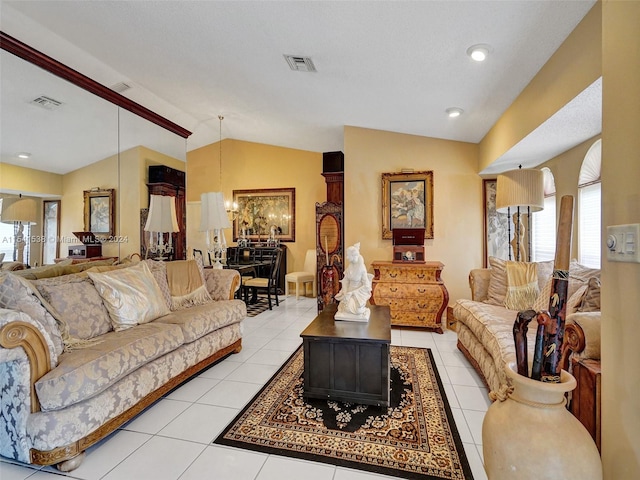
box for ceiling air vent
[284,55,316,72]
[111,82,132,93]
[30,95,63,110]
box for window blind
[532,195,556,262]
[579,182,601,268]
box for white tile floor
[0,297,490,480]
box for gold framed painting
[381,171,434,240]
[84,188,115,238]
[233,188,295,242]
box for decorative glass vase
[482,363,602,480]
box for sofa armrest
[560,311,601,370]
[469,268,491,302]
[203,269,241,300]
[0,309,52,414]
[567,312,601,360]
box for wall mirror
[0,32,189,264]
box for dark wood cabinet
[300,304,391,406]
[145,165,186,260]
[570,358,601,452]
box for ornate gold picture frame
[233,188,295,242]
[381,171,433,240]
[83,188,115,238]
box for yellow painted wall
[601,1,640,477]
[344,126,481,304]
[61,154,120,257]
[186,139,324,272]
[479,3,602,171]
[0,163,63,197]
[60,146,185,259]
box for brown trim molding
[1,31,191,138]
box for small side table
[300,304,391,406]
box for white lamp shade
[1,196,38,225]
[200,192,231,230]
[496,168,544,213]
[144,195,179,232]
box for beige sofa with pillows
[453,257,601,394]
[0,258,246,471]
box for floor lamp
[200,192,231,269]
[1,195,38,265]
[144,195,179,260]
[496,168,544,262]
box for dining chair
[193,248,212,266]
[285,249,317,300]
[243,247,283,309]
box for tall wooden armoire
[143,165,186,260]
[316,151,344,311]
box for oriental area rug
[215,346,474,480]
[245,296,284,317]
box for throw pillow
[88,262,170,331]
[485,257,508,306]
[485,257,552,307]
[567,284,588,315]
[578,276,601,312]
[0,273,64,360]
[166,259,212,310]
[568,260,600,299]
[504,261,539,310]
[35,276,113,340]
[533,277,553,312]
[143,259,172,309]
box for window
[532,168,556,262]
[0,197,34,264]
[0,221,16,261]
[42,200,61,265]
[578,140,601,268]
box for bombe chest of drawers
[370,261,449,333]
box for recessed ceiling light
[446,107,464,118]
[467,44,492,62]
[17,152,32,159]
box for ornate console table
[370,261,449,333]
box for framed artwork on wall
[483,179,510,267]
[381,171,434,240]
[233,188,295,242]
[83,188,115,238]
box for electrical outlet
[606,224,640,263]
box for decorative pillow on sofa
[568,259,600,299]
[34,274,113,340]
[532,275,589,315]
[143,259,172,308]
[578,276,601,312]
[504,261,539,310]
[88,262,170,331]
[485,257,553,308]
[0,273,64,359]
[166,259,212,310]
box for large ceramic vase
[482,363,602,480]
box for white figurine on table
[334,242,374,321]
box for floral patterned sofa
[0,258,245,471]
[452,257,601,394]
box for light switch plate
[606,223,640,263]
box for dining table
[224,259,271,302]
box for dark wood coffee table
[300,303,391,406]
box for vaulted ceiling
[1,1,600,175]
